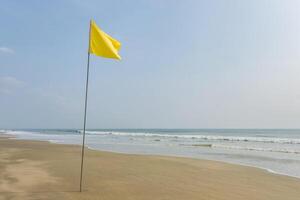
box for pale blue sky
[1,0,300,129]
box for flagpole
[80,20,92,192]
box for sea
[1,129,300,178]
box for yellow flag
[89,20,121,60]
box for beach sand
[0,135,300,200]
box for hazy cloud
[0,76,24,94]
[0,47,14,54]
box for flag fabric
[89,20,121,60]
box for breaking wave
[210,144,300,154]
[77,130,300,144]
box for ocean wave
[210,144,300,154]
[77,130,300,144]
[0,129,13,133]
[3,130,300,145]
[3,130,40,135]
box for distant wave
[210,144,300,154]
[3,130,300,145]
[184,143,300,154]
[77,130,300,144]
[3,130,41,136]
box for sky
[1,0,300,129]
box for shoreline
[85,144,299,180]
[5,133,300,180]
[1,135,300,199]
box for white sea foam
[0,129,11,133]
[3,130,39,136]
[210,144,300,154]
[5,130,300,145]
[77,130,300,144]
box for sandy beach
[0,135,300,200]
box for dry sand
[0,135,300,200]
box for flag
[89,20,121,60]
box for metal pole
[80,20,92,192]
